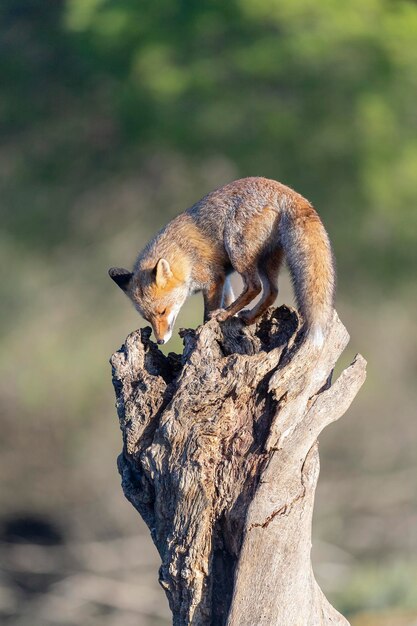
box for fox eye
[158,308,167,316]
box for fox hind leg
[239,249,283,325]
[215,270,262,322]
[219,206,280,322]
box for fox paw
[208,308,229,322]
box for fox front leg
[203,278,225,322]
[221,276,235,308]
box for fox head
[109,259,188,345]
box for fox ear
[108,267,133,291]
[154,258,172,287]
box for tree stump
[110,306,366,626]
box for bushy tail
[280,200,336,347]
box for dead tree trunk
[110,306,366,626]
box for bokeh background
[1,1,416,625]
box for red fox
[109,177,335,347]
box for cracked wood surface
[110,306,366,626]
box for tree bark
[110,306,366,626]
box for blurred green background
[1,1,416,624]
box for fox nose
[157,339,165,345]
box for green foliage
[1,0,417,285]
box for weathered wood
[110,306,366,626]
